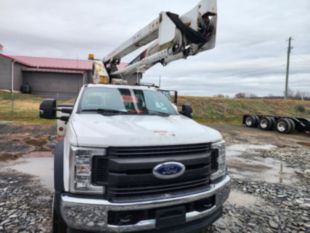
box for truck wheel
[53,210,67,233]
[52,195,67,233]
[254,115,260,125]
[287,118,296,133]
[245,115,258,127]
[276,118,292,134]
[259,117,274,130]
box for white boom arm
[93,0,217,85]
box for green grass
[0,91,73,124]
[0,91,309,124]
[178,96,310,124]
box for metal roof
[10,55,92,71]
[22,67,85,74]
[0,53,127,72]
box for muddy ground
[0,122,309,233]
[209,125,310,233]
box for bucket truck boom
[92,0,217,85]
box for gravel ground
[209,124,310,233]
[0,170,52,233]
[211,178,310,233]
[0,122,309,233]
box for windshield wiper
[81,108,170,116]
[147,110,170,117]
[81,108,128,115]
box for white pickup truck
[40,84,230,233]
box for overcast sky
[1,0,309,96]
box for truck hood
[70,114,222,147]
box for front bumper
[61,175,230,232]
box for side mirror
[58,105,73,122]
[180,104,193,118]
[173,91,178,104]
[59,105,73,114]
[40,99,56,119]
[61,108,73,114]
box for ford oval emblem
[153,162,186,179]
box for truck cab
[40,84,230,233]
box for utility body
[39,1,230,232]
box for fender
[54,140,64,192]
[53,140,64,216]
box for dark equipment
[243,114,310,134]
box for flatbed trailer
[242,114,310,134]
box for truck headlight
[69,146,106,194]
[210,140,227,181]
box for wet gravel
[208,125,310,233]
[262,147,310,172]
[212,179,310,233]
[0,170,52,233]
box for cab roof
[86,84,158,91]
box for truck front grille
[91,143,213,199]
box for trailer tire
[245,115,258,127]
[259,117,274,130]
[270,117,276,129]
[276,118,292,134]
[287,118,296,133]
[254,115,260,125]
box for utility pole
[285,37,292,99]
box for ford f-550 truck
[40,84,230,233]
[39,1,230,232]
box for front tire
[52,194,67,233]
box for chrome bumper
[61,175,230,232]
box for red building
[0,54,93,99]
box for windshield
[78,87,177,116]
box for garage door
[23,71,84,99]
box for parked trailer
[243,114,310,134]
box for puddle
[227,144,277,157]
[228,190,263,207]
[226,144,299,185]
[9,157,53,190]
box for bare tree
[235,92,246,98]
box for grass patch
[1,91,309,124]
[25,138,48,147]
[297,142,310,147]
[178,97,310,124]
[0,153,21,161]
[0,91,73,124]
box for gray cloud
[0,0,309,96]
